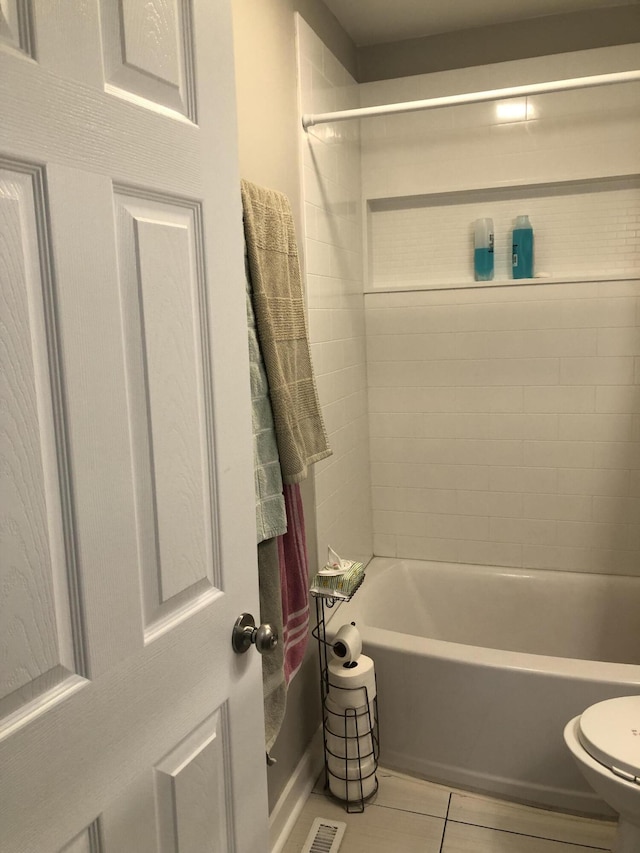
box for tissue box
[310,562,365,600]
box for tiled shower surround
[296,17,373,566]
[367,280,640,573]
[297,26,640,577]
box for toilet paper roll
[327,753,376,781]
[325,697,376,739]
[325,725,375,761]
[329,773,377,803]
[331,622,362,664]
[325,696,376,760]
[328,755,376,802]
[327,654,376,710]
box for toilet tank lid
[578,696,640,780]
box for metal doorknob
[232,613,278,655]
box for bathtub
[329,557,640,815]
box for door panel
[0,2,268,850]
[100,0,196,118]
[60,826,100,853]
[0,0,32,55]
[113,190,219,630]
[155,706,231,853]
[0,164,83,717]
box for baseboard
[382,748,615,818]
[270,725,324,853]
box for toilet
[564,696,640,853]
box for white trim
[270,725,325,853]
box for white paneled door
[0,2,269,851]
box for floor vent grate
[299,817,346,853]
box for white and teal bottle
[474,218,494,281]
[512,215,534,279]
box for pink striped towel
[277,483,310,684]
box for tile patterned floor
[281,767,617,853]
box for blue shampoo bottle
[512,215,534,279]
[474,218,494,281]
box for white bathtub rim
[329,557,640,686]
[364,555,640,584]
[364,624,640,684]
[366,555,640,584]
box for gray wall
[233,0,355,226]
[358,5,640,82]
[231,0,356,814]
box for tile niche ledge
[365,175,640,295]
[365,271,640,294]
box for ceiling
[322,0,638,46]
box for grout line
[445,818,613,851]
[369,801,450,821]
[438,793,453,853]
[444,793,453,822]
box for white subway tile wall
[360,46,640,201]
[297,30,640,577]
[366,281,640,574]
[369,182,640,288]
[296,17,373,567]
[361,46,640,575]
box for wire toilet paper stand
[311,580,380,813]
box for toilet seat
[578,697,640,784]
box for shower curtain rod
[301,69,640,130]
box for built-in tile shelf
[366,271,640,294]
[366,175,640,293]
